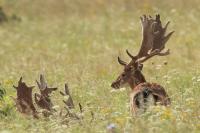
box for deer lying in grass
[13,75,82,119]
[111,14,174,115]
[13,75,58,118]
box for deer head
[13,77,38,118]
[111,14,174,90]
[34,74,57,111]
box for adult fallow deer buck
[111,14,174,115]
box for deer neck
[129,71,146,89]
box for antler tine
[126,49,137,60]
[79,103,83,113]
[60,83,75,109]
[64,83,74,109]
[137,49,170,63]
[36,74,47,90]
[117,57,127,66]
[40,74,47,89]
[163,21,170,35]
[19,77,23,84]
[64,83,70,95]
[60,91,65,96]
[152,15,174,50]
[162,31,174,45]
[36,74,57,94]
[156,14,160,22]
[13,85,17,89]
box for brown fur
[130,83,171,115]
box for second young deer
[111,14,174,115]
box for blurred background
[2,0,200,18]
[0,0,199,79]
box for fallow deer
[111,14,174,115]
[13,75,80,119]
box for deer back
[130,82,171,115]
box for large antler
[34,74,57,111]
[13,77,38,118]
[125,14,174,64]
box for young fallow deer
[111,14,174,115]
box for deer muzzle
[111,81,120,89]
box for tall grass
[0,0,200,132]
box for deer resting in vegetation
[13,75,82,119]
[111,14,174,115]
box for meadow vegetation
[0,0,200,132]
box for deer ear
[138,64,143,71]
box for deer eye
[122,73,126,77]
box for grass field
[0,0,200,132]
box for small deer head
[111,14,174,90]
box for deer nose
[111,83,115,88]
[111,82,119,89]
